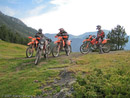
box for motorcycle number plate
[40,45,44,49]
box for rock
[34,80,39,83]
[68,80,76,86]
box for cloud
[28,5,46,16]
[22,0,130,35]
[0,6,16,16]
[50,0,70,6]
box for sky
[0,0,130,36]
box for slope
[0,40,130,97]
[0,11,36,37]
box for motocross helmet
[96,25,101,30]
[38,28,42,34]
[59,28,64,32]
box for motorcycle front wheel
[26,46,33,58]
[80,42,90,54]
[52,45,59,57]
[35,49,41,65]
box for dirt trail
[32,53,84,98]
[23,51,123,97]
[38,51,125,97]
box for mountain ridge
[0,11,37,37]
[0,11,129,51]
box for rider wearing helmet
[96,25,105,54]
[35,28,51,49]
[57,28,69,48]
[96,25,105,41]
[35,28,44,38]
[35,28,52,42]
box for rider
[35,28,49,49]
[56,28,69,48]
[96,25,105,54]
[35,28,44,38]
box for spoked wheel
[65,45,71,56]
[47,45,51,55]
[80,43,90,54]
[26,46,33,58]
[35,49,41,65]
[102,43,110,53]
[52,46,59,57]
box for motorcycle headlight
[40,41,44,45]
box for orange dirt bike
[35,37,49,65]
[26,36,39,58]
[52,36,72,57]
[80,35,110,54]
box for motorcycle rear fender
[27,42,33,45]
[67,40,71,45]
[102,39,110,44]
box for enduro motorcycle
[80,35,110,54]
[35,37,48,65]
[26,36,39,58]
[52,36,72,57]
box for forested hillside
[0,11,36,37]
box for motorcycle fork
[58,43,61,51]
[63,40,65,47]
[86,43,89,48]
[31,44,34,53]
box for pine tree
[0,25,29,45]
[107,25,129,50]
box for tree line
[0,25,29,45]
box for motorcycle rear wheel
[47,45,51,55]
[65,45,71,56]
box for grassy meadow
[0,40,130,97]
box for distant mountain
[45,30,130,52]
[0,11,129,51]
[0,11,37,37]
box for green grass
[0,40,63,97]
[70,51,130,98]
[0,40,130,97]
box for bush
[73,68,130,98]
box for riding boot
[99,45,103,54]
[65,43,68,50]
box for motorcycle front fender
[54,40,60,44]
